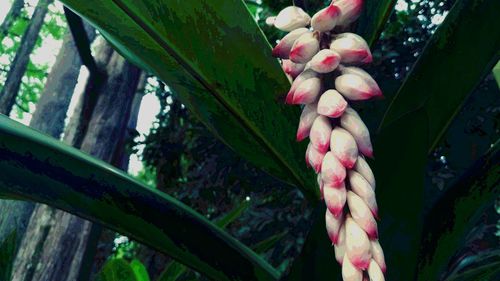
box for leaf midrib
[110,0,311,197]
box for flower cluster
[267,1,386,280]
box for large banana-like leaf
[57,0,318,201]
[379,0,500,152]
[417,140,499,281]
[356,0,396,46]
[374,0,499,279]
[0,116,279,281]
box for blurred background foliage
[0,0,498,280]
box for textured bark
[30,23,96,138]
[11,42,142,281]
[0,0,25,37]
[0,17,95,271]
[0,0,53,115]
[86,72,147,281]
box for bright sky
[0,0,161,175]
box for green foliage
[0,1,66,118]
[97,258,150,281]
[59,0,319,202]
[0,115,279,281]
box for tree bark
[0,18,95,274]
[0,0,25,38]
[0,0,53,115]
[11,41,143,281]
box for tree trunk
[0,0,53,115]
[0,19,95,276]
[0,0,25,37]
[11,42,142,281]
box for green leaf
[493,60,500,87]
[379,0,500,153]
[417,141,500,281]
[58,0,318,201]
[251,232,287,254]
[158,200,251,281]
[0,115,278,281]
[130,259,151,281]
[97,258,137,281]
[356,0,396,46]
[215,200,250,229]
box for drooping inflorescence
[267,1,386,280]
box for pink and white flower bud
[297,103,318,141]
[311,4,341,32]
[324,182,347,218]
[342,254,363,281]
[274,6,311,32]
[330,127,358,168]
[282,59,306,78]
[368,259,385,281]
[272,28,309,58]
[334,224,346,264]
[330,33,372,64]
[286,70,317,104]
[321,151,346,186]
[370,240,386,274]
[306,143,326,173]
[290,32,320,63]
[310,115,332,153]
[317,89,347,118]
[349,170,378,216]
[340,107,373,158]
[354,156,376,188]
[347,191,378,239]
[292,77,321,104]
[326,208,344,244]
[345,216,371,270]
[335,0,364,26]
[308,49,341,73]
[338,66,383,98]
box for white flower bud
[317,89,347,118]
[265,16,276,26]
[274,6,311,32]
[282,59,306,78]
[290,32,320,63]
[297,103,318,141]
[326,208,344,244]
[336,66,382,99]
[330,33,372,64]
[292,77,321,104]
[335,0,364,26]
[309,49,341,73]
[368,259,385,281]
[306,142,325,173]
[286,69,317,104]
[335,224,346,264]
[321,151,346,187]
[353,156,376,188]
[348,170,378,217]
[347,191,378,239]
[330,127,358,168]
[310,115,332,153]
[340,107,373,158]
[342,254,363,281]
[311,4,341,32]
[324,182,347,218]
[345,216,371,270]
[272,28,309,58]
[370,240,386,274]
